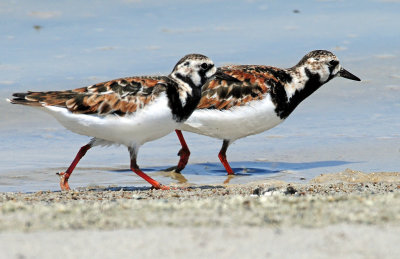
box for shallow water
[0,0,399,192]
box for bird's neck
[166,76,202,123]
[270,66,324,119]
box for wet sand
[1,169,400,258]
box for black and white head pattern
[295,50,360,84]
[170,54,217,89]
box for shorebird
[9,54,217,190]
[172,50,361,175]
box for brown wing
[11,76,169,116]
[197,65,282,110]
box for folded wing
[197,65,281,110]
[10,76,169,116]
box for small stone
[285,186,297,195]
[252,187,262,196]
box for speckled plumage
[12,76,166,116]
[9,53,217,190]
[174,50,361,175]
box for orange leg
[218,140,234,175]
[175,130,191,172]
[58,143,92,191]
[129,147,170,190]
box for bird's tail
[7,90,77,107]
[7,92,43,107]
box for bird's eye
[201,63,208,69]
[184,62,189,66]
[329,60,339,67]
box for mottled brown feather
[13,76,168,116]
[197,65,280,110]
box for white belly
[43,94,178,147]
[180,95,283,141]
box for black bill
[339,68,361,81]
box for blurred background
[0,0,399,192]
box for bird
[8,54,218,190]
[172,50,361,175]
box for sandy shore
[1,169,400,258]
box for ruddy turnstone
[8,54,217,190]
[173,50,361,174]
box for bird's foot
[56,172,71,191]
[151,184,186,191]
[162,166,181,173]
[223,174,236,184]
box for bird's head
[170,54,217,88]
[296,50,360,83]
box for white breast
[43,93,178,147]
[180,94,283,141]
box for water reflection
[107,160,355,185]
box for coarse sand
[1,169,399,258]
